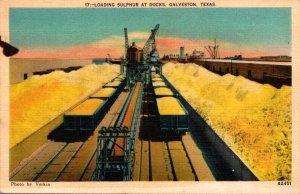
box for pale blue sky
[9,8,291,58]
[10,8,290,48]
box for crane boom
[142,24,159,61]
[124,28,129,58]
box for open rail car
[63,74,126,131]
[151,72,189,134]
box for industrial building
[195,59,291,87]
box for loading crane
[142,24,160,62]
[124,24,161,89]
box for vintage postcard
[0,0,300,193]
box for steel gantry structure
[123,24,161,89]
[95,24,161,181]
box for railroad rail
[132,82,206,181]
[133,138,201,181]
[10,76,128,181]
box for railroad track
[10,91,128,181]
[166,140,198,181]
[133,138,199,181]
[132,83,201,181]
[10,76,220,182]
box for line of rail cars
[64,74,126,131]
[151,72,189,134]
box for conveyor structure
[94,83,143,181]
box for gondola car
[156,96,189,134]
[64,98,108,130]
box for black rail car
[156,96,189,134]
[63,75,126,131]
[151,73,189,134]
[64,98,109,131]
